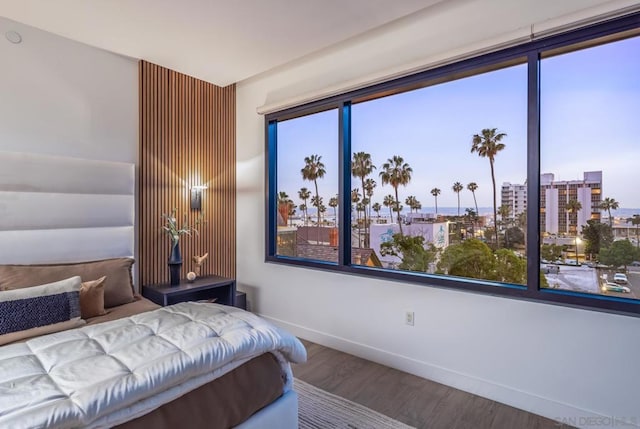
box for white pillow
[0,276,82,336]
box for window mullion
[266,120,278,257]
[339,102,352,266]
[526,51,541,295]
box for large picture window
[275,109,339,263]
[351,62,528,285]
[540,33,640,300]
[266,14,640,316]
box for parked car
[601,282,631,293]
[613,273,629,284]
[630,261,640,267]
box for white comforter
[0,302,306,429]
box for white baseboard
[262,314,639,429]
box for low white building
[369,221,449,268]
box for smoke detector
[5,31,22,44]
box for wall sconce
[190,185,207,211]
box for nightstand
[142,275,237,307]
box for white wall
[237,1,640,427]
[0,16,137,162]
[0,17,138,273]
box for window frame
[265,12,640,317]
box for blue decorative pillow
[0,276,82,335]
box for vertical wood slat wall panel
[139,61,236,286]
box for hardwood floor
[293,339,571,429]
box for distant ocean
[611,208,640,218]
[302,207,640,219]
[303,207,495,218]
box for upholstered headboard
[0,151,134,265]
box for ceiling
[0,0,444,86]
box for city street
[544,265,640,300]
[544,264,599,294]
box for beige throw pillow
[0,258,135,308]
[80,276,107,319]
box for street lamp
[575,236,582,265]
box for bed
[0,153,306,428]
[0,260,306,428]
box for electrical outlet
[405,311,414,326]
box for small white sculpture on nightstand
[186,271,197,282]
[192,252,209,277]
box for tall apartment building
[501,182,527,219]
[540,171,602,236]
[501,172,603,236]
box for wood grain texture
[139,61,236,285]
[294,340,573,429]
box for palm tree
[498,204,511,224]
[393,203,404,220]
[452,182,463,216]
[310,195,324,216]
[628,214,640,249]
[299,203,307,223]
[430,188,441,217]
[405,196,418,213]
[600,197,619,227]
[328,196,339,225]
[301,155,326,242]
[372,202,382,218]
[353,152,376,247]
[278,191,290,205]
[566,199,582,235]
[356,202,365,231]
[498,204,511,247]
[298,187,311,226]
[471,128,507,247]
[352,188,362,246]
[287,202,297,227]
[351,189,361,202]
[277,191,291,225]
[467,182,479,215]
[318,204,327,225]
[379,156,413,235]
[566,199,583,263]
[383,194,395,221]
[363,177,377,247]
[517,211,527,245]
[464,207,478,238]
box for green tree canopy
[581,220,613,259]
[380,233,438,272]
[599,240,635,268]
[494,248,526,284]
[540,243,563,262]
[437,239,496,280]
[504,226,525,248]
[627,214,640,249]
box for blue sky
[277,35,640,211]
